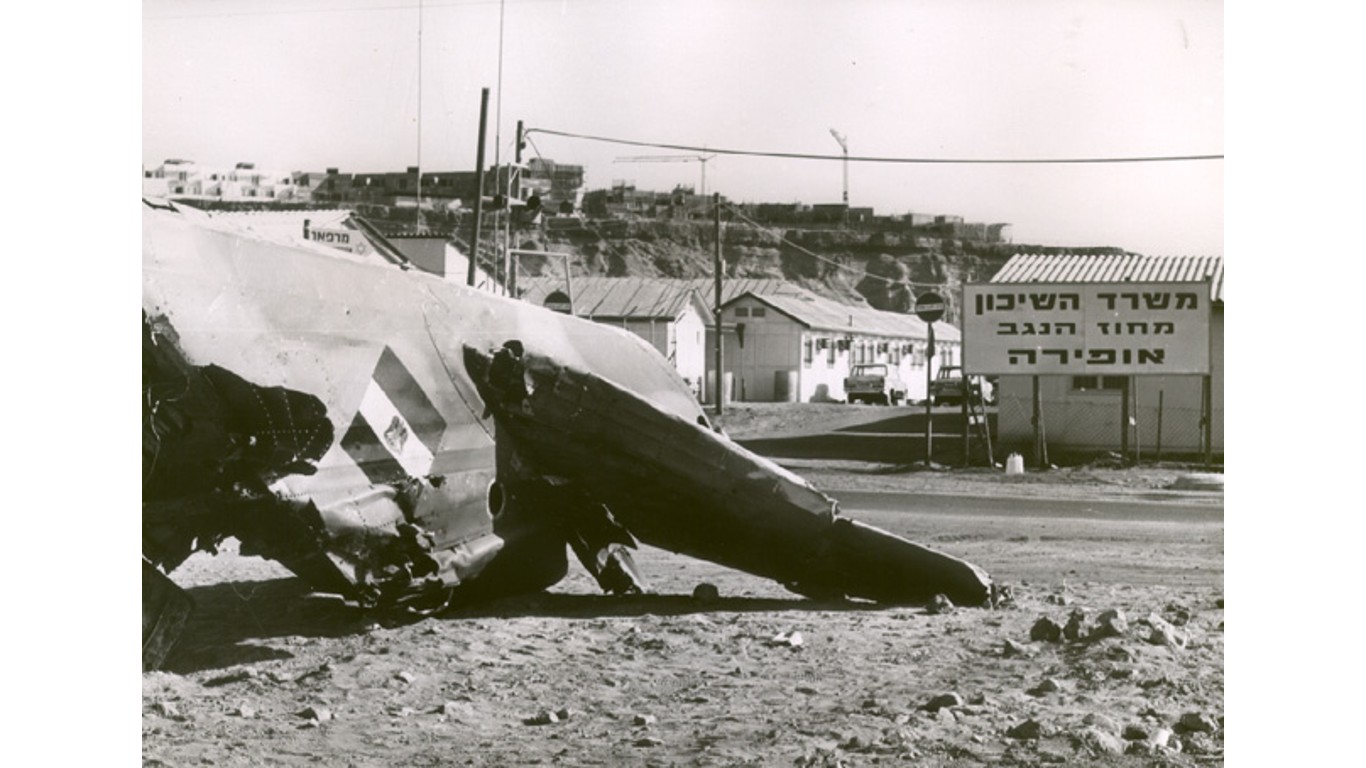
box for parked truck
[844,364,907,405]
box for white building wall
[671,308,708,399]
[721,296,802,402]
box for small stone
[1149,625,1186,648]
[1007,719,1045,740]
[555,708,573,721]
[1090,609,1128,640]
[395,671,417,684]
[1148,728,1175,749]
[296,706,331,723]
[1082,713,1119,733]
[692,583,720,603]
[523,711,559,726]
[1045,593,1072,606]
[1073,727,1124,756]
[1027,678,1063,696]
[204,669,257,688]
[1063,610,1088,641]
[1030,617,1064,643]
[233,704,256,719]
[633,714,657,727]
[1177,712,1218,733]
[634,737,664,748]
[154,701,181,720]
[1002,639,1030,658]
[923,692,964,712]
[1122,723,1148,741]
[927,594,955,615]
[1182,731,1217,754]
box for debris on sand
[923,692,964,712]
[768,631,805,649]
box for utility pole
[713,192,724,417]
[468,87,489,288]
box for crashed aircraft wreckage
[142,197,993,670]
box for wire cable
[526,127,1222,165]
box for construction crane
[829,128,849,205]
[613,154,718,198]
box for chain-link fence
[996,388,1220,465]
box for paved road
[832,489,1222,524]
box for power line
[525,127,1223,165]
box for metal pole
[961,382,970,468]
[467,87,490,287]
[1132,378,1141,463]
[1156,389,1165,463]
[1202,375,1213,467]
[1032,375,1044,468]
[561,254,575,313]
[713,192,724,416]
[1120,376,1131,462]
[924,323,934,464]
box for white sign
[963,282,1211,375]
[306,227,369,254]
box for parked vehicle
[929,366,994,407]
[844,363,907,405]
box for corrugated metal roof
[991,254,1224,302]
[736,291,960,341]
[518,277,703,320]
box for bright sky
[143,0,1223,255]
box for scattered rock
[204,669,257,688]
[923,692,964,712]
[523,710,559,726]
[232,704,256,719]
[1002,639,1030,658]
[1177,712,1219,733]
[1028,678,1063,697]
[1030,617,1064,643]
[555,708,574,721]
[296,706,332,723]
[395,671,417,685]
[1182,731,1219,755]
[1073,727,1125,756]
[633,714,657,727]
[1045,593,1072,606]
[1082,713,1119,733]
[1063,609,1089,641]
[1090,609,1128,640]
[153,701,182,720]
[1007,719,1046,740]
[692,583,720,603]
[768,631,804,649]
[927,594,955,615]
[634,737,664,748]
[1122,723,1149,741]
[1149,624,1187,648]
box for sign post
[915,292,946,465]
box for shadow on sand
[162,577,914,674]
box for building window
[734,307,749,317]
[1072,376,1127,391]
[803,338,813,367]
[827,339,836,365]
[751,307,766,318]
